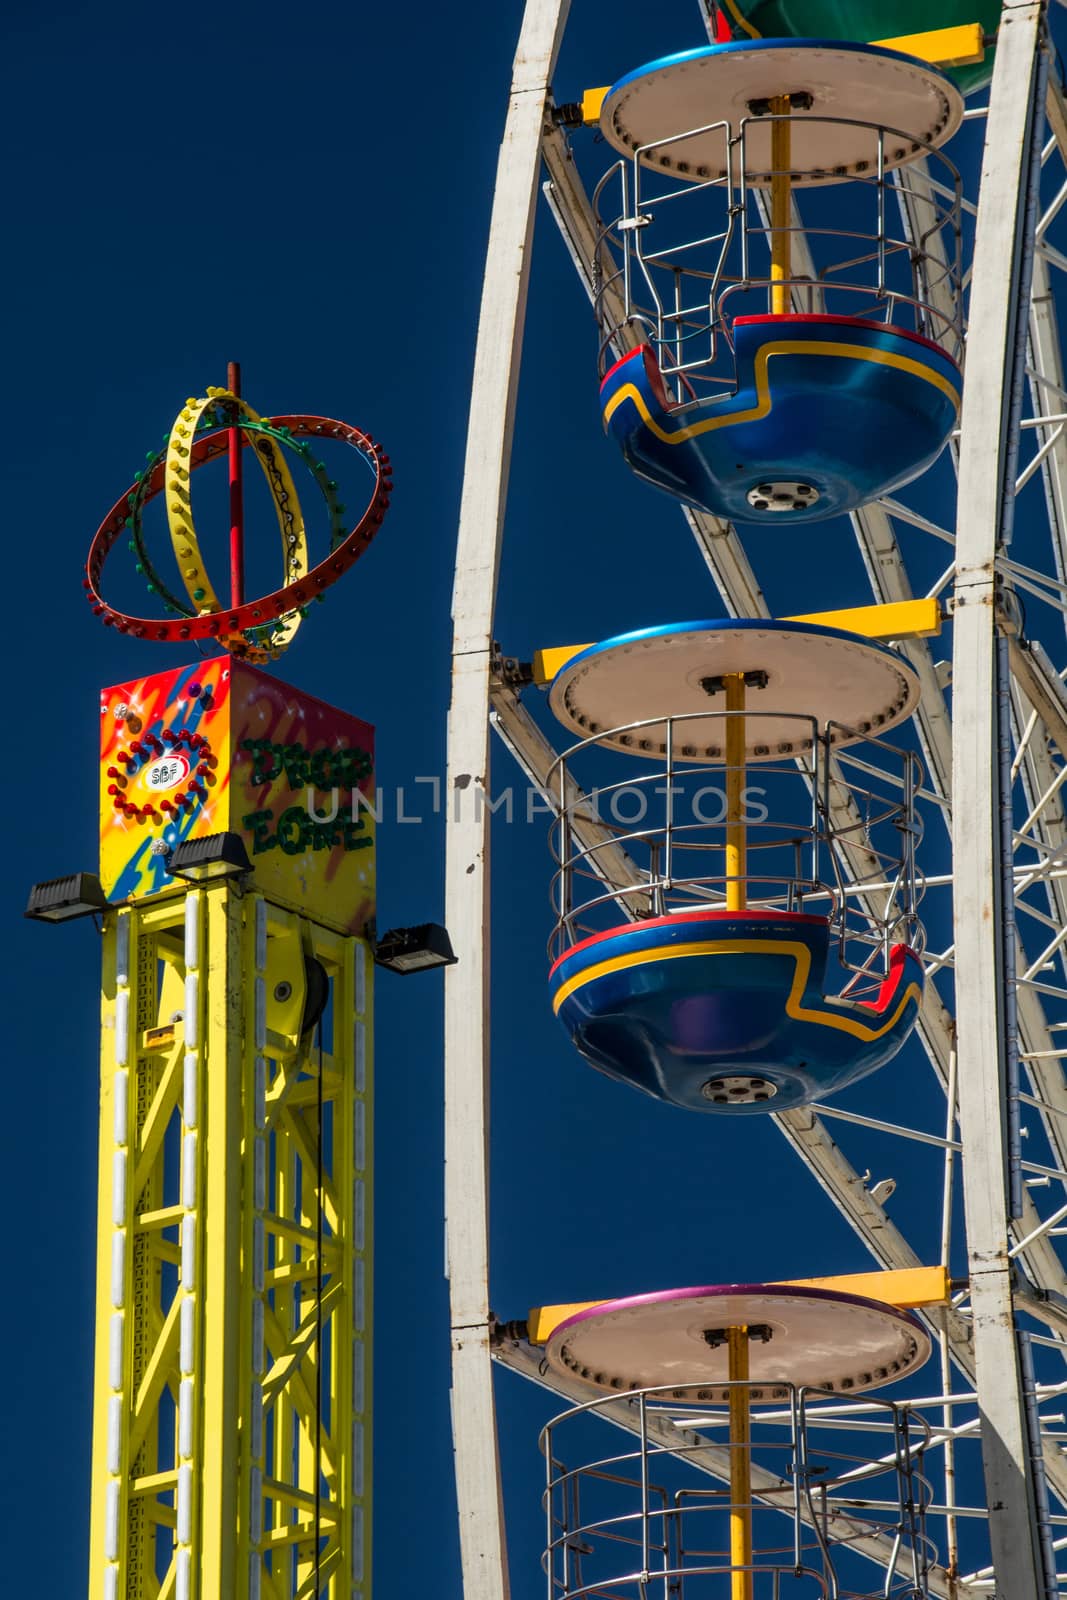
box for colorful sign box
[100,657,375,935]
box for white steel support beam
[1027,252,1067,623]
[443,4,570,1598]
[1038,75,1067,621]
[951,6,1055,1594]
[853,503,955,813]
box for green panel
[725,0,1000,94]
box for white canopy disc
[545,1283,931,1401]
[599,41,963,186]
[548,619,920,762]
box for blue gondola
[550,907,923,1112]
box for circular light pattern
[86,399,391,661]
[106,722,218,827]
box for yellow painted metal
[199,888,242,1596]
[769,100,792,317]
[532,643,594,686]
[527,1302,599,1344]
[774,1264,951,1309]
[527,1266,949,1345]
[785,597,942,641]
[532,601,940,687]
[165,389,309,653]
[99,659,376,936]
[872,23,986,69]
[721,0,761,38]
[88,888,373,1599]
[582,86,609,125]
[728,1328,754,1600]
[724,673,747,911]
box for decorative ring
[86,416,391,660]
[165,389,309,653]
[125,414,349,630]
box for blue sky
[5,3,1066,1595]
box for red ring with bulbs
[85,416,392,656]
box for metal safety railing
[548,711,925,985]
[592,111,963,399]
[542,1382,935,1600]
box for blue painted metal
[603,36,951,102]
[600,316,961,525]
[556,614,914,681]
[549,909,924,1112]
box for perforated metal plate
[546,1283,932,1399]
[600,40,963,185]
[548,619,920,761]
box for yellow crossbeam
[532,643,594,685]
[873,23,986,70]
[527,1265,950,1345]
[578,23,983,130]
[787,597,942,641]
[580,23,984,122]
[531,599,941,686]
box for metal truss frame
[88,886,371,1600]
[443,3,1067,1598]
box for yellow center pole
[728,1327,754,1600]
[770,97,792,316]
[724,673,747,911]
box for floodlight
[169,832,253,883]
[25,872,109,924]
[374,923,457,974]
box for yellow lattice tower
[27,382,398,1600]
[85,656,376,1600]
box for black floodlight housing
[170,831,253,884]
[25,872,109,924]
[374,922,457,975]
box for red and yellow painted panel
[100,655,375,933]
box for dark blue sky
[5,3,1064,1596]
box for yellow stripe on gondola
[602,339,961,446]
[720,0,762,39]
[551,936,922,1043]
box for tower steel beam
[443,4,570,1599]
[951,5,1057,1594]
[88,889,371,1600]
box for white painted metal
[443,4,570,1598]
[449,3,1067,1596]
[951,5,1055,1594]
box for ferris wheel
[444,2,1067,1598]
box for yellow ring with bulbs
[165,387,310,651]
